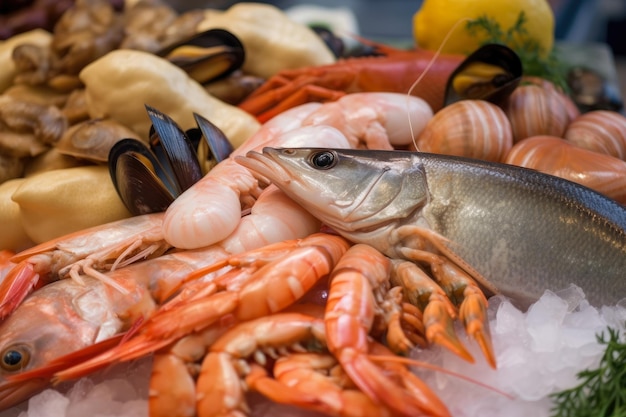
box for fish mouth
[235,148,293,187]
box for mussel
[443,43,523,107]
[567,66,624,113]
[156,29,245,84]
[108,105,234,215]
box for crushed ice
[1,284,624,417]
[413,285,626,417]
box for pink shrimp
[0,213,169,318]
[162,92,433,249]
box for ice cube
[526,291,568,327]
[28,390,69,417]
[494,300,525,337]
[553,285,586,311]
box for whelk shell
[503,83,576,143]
[56,118,142,163]
[416,100,513,162]
[504,135,626,204]
[564,110,626,160]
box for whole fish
[237,145,626,308]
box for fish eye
[309,151,336,169]
[1,345,31,372]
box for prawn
[238,46,463,123]
[324,244,451,417]
[0,212,169,318]
[162,92,433,249]
[0,186,323,410]
[49,233,351,382]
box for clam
[564,110,626,160]
[156,29,245,85]
[415,99,513,162]
[108,105,234,215]
[55,118,142,163]
[444,44,522,107]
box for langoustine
[238,46,463,123]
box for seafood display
[237,145,626,307]
[0,0,625,416]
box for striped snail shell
[504,135,626,204]
[415,99,513,162]
[503,83,577,143]
[564,110,626,160]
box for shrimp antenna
[367,353,514,399]
[406,17,472,151]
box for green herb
[549,326,626,417]
[466,11,569,91]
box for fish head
[237,147,430,234]
[0,277,133,409]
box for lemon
[413,0,555,57]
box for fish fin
[0,261,41,319]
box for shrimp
[0,186,322,411]
[0,251,15,283]
[162,92,434,249]
[0,212,169,318]
[325,244,451,417]
[49,233,350,378]
[258,351,393,417]
[197,313,328,417]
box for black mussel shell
[109,138,178,215]
[146,105,203,192]
[157,29,245,84]
[109,106,236,216]
[567,66,624,113]
[444,44,523,107]
[310,25,345,58]
[193,113,233,173]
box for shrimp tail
[339,350,450,417]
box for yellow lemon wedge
[413,0,555,57]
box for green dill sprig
[549,326,626,417]
[465,11,569,91]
